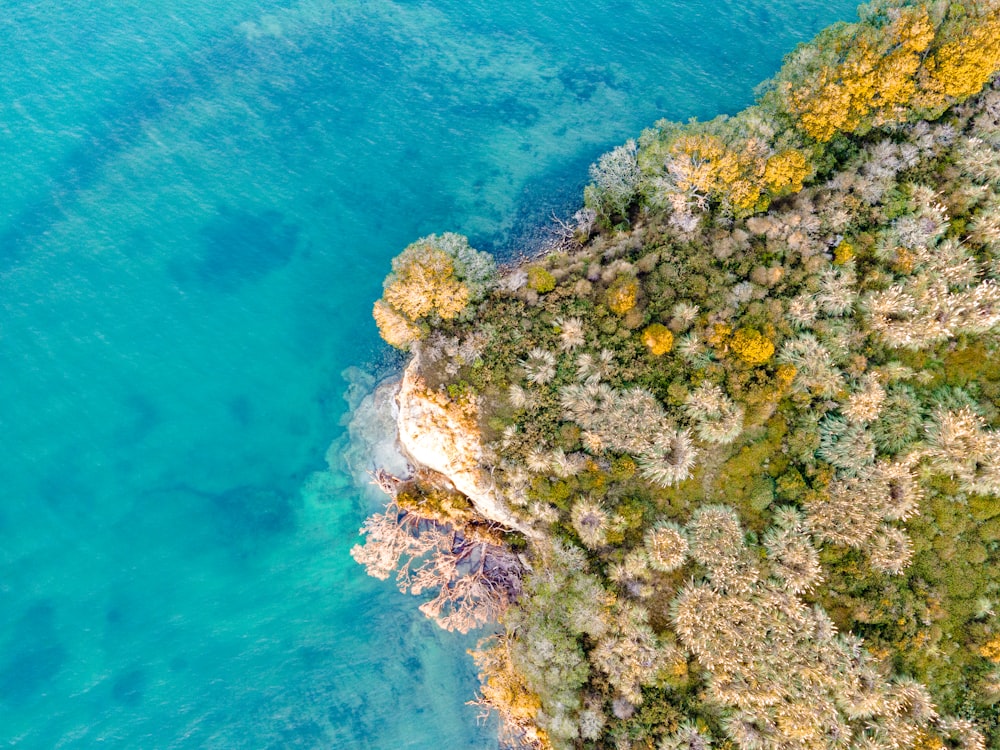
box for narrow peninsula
[350,1,1000,747]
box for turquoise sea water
[0,1,860,746]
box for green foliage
[528,477,572,510]
[526,265,556,293]
[611,455,638,482]
[970,495,1000,522]
[584,139,641,224]
[869,383,923,454]
[357,11,1000,748]
[712,431,784,529]
[395,479,475,524]
[505,542,610,747]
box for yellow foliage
[775,363,798,390]
[471,640,547,745]
[870,8,935,125]
[833,240,855,265]
[708,323,733,348]
[979,635,1000,662]
[483,672,542,722]
[668,656,688,679]
[373,299,423,349]
[780,2,1000,140]
[783,5,935,141]
[893,247,915,274]
[787,65,855,142]
[669,135,730,195]
[912,730,947,750]
[668,134,772,213]
[730,327,775,365]
[607,276,639,315]
[641,323,674,355]
[728,178,765,214]
[919,15,1000,106]
[383,244,470,321]
[763,149,809,195]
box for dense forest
[353,1,1000,747]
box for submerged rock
[333,373,411,502]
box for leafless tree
[351,504,522,633]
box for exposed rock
[395,355,537,537]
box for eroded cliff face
[395,355,536,537]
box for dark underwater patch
[115,392,161,446]
[35,455,93,515]
[111,668,146,706]
[496,95,540,126]
[327,696,374,744]
[228,395,253,429]
[557,64,617,102]
[169,656,189,673]
[0,33,259,269]
[296,646,332,672]
[153,482,297,554]
[403,655,423,676]
[175,206,299,291]
[0,601,67,706]
[208,484,296,543]
[476,149,594,260]
[0,646,69,706]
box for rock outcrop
[395,355,536,537]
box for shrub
[867,524,914,575]
[729,327,775,365]
[527,266,556,293]
[637,428,698,488]
[644,522,689,573]
[384,244,468,320]
[585,139,641,222]
[869,384,923,454]
[607,276,639,315]
[684,383,745,445]
[764,509,823,594]
[571,499,609,549]
[770,2,936,141]
[817,414,876,475]
[833,239,855,265]
[763,149,810,195]
[641,323,674,356]
[979,636,1000,663]
[373,299,424,350]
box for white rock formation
[395,356,536,536]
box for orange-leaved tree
[373,232,495,350]
[636,115,812,218]
[771,0,1000,141]
[915,0,1000,113]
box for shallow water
[0,0,858,746]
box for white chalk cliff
[394,354,536,537]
